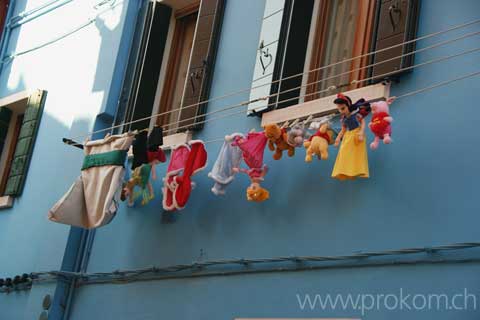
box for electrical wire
[18,241,480,288]
[66,29,480,142]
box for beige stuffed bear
[303,122,335,162]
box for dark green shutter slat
[4,90,46,196]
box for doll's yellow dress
[332,113,369,180]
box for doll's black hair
[334,93,371,115]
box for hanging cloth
[131,131,148,170]
[232,131,268,179]
[48,132,134,228]
[162,140,207,211]
[208,133,244,195]
[232,132,270,202]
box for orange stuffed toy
[263,124,295,160]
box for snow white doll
[331,93,370,180]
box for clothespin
[280,121,289,129]
[289,118,300,128]
[302,115,313,125]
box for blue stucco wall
[1,0,480,319]
[0,0,132,319]
[66,0,480,319]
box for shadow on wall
[91,1,128,133]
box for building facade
[0,0,479,319]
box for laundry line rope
[160,42,480,136]
[161,45,480,136]
[66,30,480,143]
[200,69,480,145]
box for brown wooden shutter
[371,0,420,80]
[0,0,9,35]
[5,90,46,196]
[177,0,226,131]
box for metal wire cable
[200,68,480,144]
[1,0,124,63]
[64,20,480,142]
[161,45,480,135]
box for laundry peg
[302,115,314,125]
[280,121,290,129]
[289,118,300,128]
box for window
[0,90,46,208]
[116,0,225,138]
[248,0,420,113]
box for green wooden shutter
[4,90,47,196]
[0,107,12,157]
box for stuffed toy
[263,123,295,160]
[286,123,306,148]
[303,122,335,162]
[368,97,394,150]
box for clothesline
[50,69,480,228]
[200,69,480,144]
[160,44,480,136]
[63,19,480,142]
[65,36,480,144]
[159,45,480,137]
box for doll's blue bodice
[342,112,361,131]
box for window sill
[261,83,390,126]
[0,196,14,209]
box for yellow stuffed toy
[263,124,295,160]
[303,122,335,162]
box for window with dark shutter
[117,1,172,132]
[248,0,419,114]
[176,0,226,131]
[117,0,225,137]
[370,0,421,80]
[4,90,46,196]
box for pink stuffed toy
[368,97,395,150]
